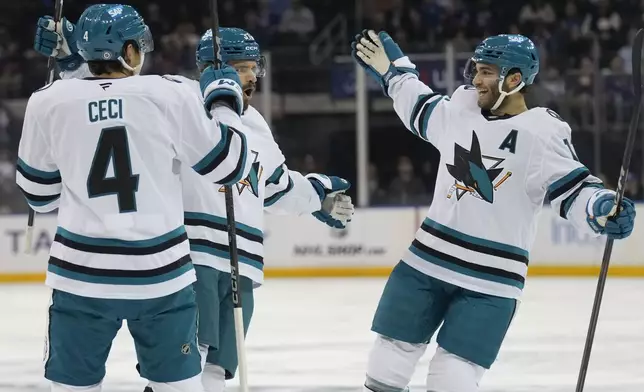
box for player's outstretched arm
[264,163,320,214]
[538,121,635,239]
[265,166,355,229]
[34,16,91,79]
[263,165,355,229]
[263,163,354,229]
[15,95,61,213]
[351,29,452,146]
[175,65,252,185]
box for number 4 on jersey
[87,126,139,213]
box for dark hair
[506,67,528,94]
[87,40,139,76]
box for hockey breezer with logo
[352,30,636,392]
[23,4,253,392]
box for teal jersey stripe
[547,167,590,201]
[191,123,229,173]
[266,164,285,185]
[408,245,524,289]
[47,261,193,286]
[422,218,529,259]
[190,244,264,271]
[25,194,60,207]
[264,177,294,207]
[560,182,604,219]
[224,128,249,185]
[409,93,436,137]
[418,96,446,140]
[56,226,186,248]
[184,212,263,238]
[17,158,61,179]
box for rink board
[0,205,643,282]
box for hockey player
[34,19,354,391]
[21,5,252,392]
[173,28,355,391]
[351,30,636,391]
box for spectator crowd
[0,0,643,212]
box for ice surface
[1,278,643,391]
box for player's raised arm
[15,93,61,213]
[175,64,252,186]
[536,118,635,239]
[351,30,452,146]
[34,16,92,79]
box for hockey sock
[202,364,225,392]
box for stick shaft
[574,27,644,392]
[25,0,64,255]
[209,1,248,390]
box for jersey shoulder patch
[531,107,569,127]
[161,74,183,83]
[453,84,477,96]
[449,84,478,109]
[528,107,573,142]
[33,80,58,94]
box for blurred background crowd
[1,0,643,213]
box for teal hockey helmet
[464,34,539,110]
[76,4,154,63]
[196,28,266,77]
[464,34,539,86]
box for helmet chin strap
[118,52,146,76]
[490,77,525,111]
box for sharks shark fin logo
[219,150,263,197]
[446,131,512,203]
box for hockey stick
[574,28,644,392]
[209,1,250,390]
[25,0,64,255]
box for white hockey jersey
[388,74,603,299]
[174,76,322,285]
[16,74,251,299]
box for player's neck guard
[491,77,525,112]
[118,53,145,76]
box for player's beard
[242,81,256,111]
[477,82,500,110]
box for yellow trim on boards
[0,273,46,283]
[264,265,644,278]
[1,265,644,283]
